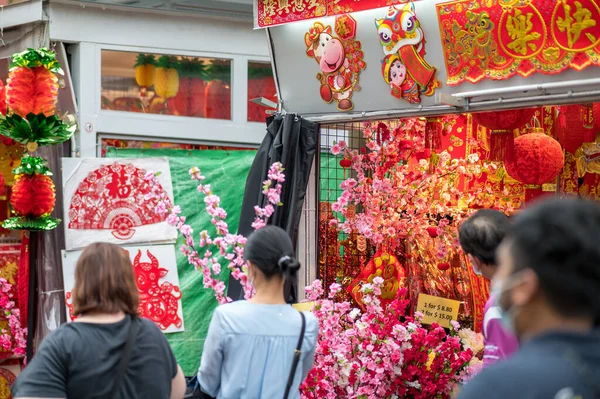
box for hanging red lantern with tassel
[593,102,600,129]
[504,128,564,204]
[473,108,536,162]
[424,117,444,151]
[556,104,596,154]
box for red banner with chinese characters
[256,0,405,28]
[436,0,600,85]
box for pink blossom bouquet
[0,277,27,358]
[301,278,474,399]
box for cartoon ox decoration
[305,14,366,111]
[376,4,439,103]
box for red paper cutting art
[304,14,366,111]
[377,4,439,103]
[436,0,600,85]
[133,250,182,331]
[68,162,168,240]
[63,244,184,333]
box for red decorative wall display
[436,0,600,85]
[256,0,407,28]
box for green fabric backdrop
[106,147,256,375]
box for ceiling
[62,0,253,19]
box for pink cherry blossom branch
[144,162,285,304]
[0,278,27,358]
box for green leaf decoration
[134,54,157,68]
[9,48,64,75]
[248,63,274,80]
[157,55,180,70]
[12,155,53,176]
[179,58,206,79]
[2,215,61,231]
[205,60,231,84]
[0,113,76,147]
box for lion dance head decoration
[375,4,439,103]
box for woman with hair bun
[198,226,319,399]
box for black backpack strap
[110,316,140,399]
[283,311,306,399]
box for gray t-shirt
[12,315,177,399]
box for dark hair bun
[278,256,301,276]
[244,226,301,280]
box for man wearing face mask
[458,198,600,399]
[459,209,518,366]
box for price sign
[416,294,460,329]
[292,301,316,312]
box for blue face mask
[490,272,525,335]
[468,256,483,277]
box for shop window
[101,50,232,120]
[247,61,277,123]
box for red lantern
[556,105,596,154]
[505,133,564,203]
[426,226,439,238]
[473,108,536,161]
[594,102,600,129]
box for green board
[106,147,256,375]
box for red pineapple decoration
[168,58,206,117]
[7,65,58,118]
[133,250,182,331]
[11,174,55,217]
[68,162,169,240]
[204,61,231,120]
[247,64,277,122]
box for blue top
[198,301,319,399]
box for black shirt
[12,316,177,399]
[458,330,600,399]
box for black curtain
[229,113,318,302]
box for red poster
[256,0,407,27]
[436,0,600,85]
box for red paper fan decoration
[68,162,169,240]
[473,108,536,161]
[556,105,596,154]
